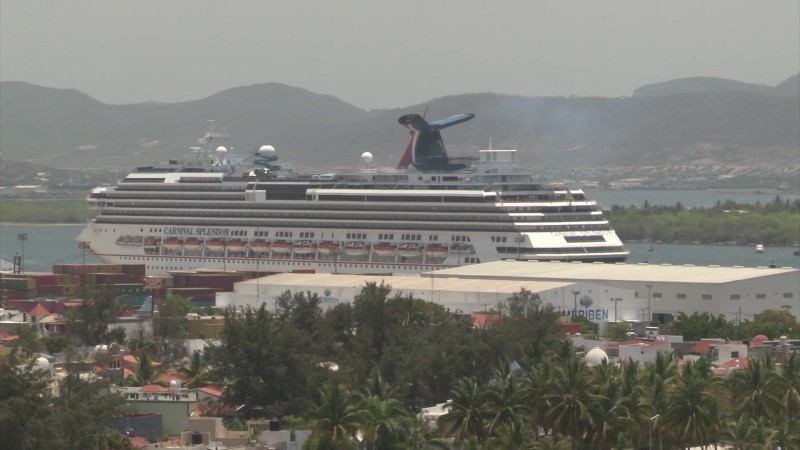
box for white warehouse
[214,260,798,328]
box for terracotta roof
[138,384,168,393]
[722,358,749,369]
[750,335,770,347]
[123,354,139,364]
[28,304,51,317]
[689,340,724,354]
[471,313,503,329]
[0,333,19,343]
[197,386,223,398]
[129,436,149,449]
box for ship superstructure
[78,114,627,276]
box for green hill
[1,76,798,171]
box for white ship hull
[78,222,627,276]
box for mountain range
[0,75,798,172]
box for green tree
[727,355,783,422]
[153,294,192,364]
[544,357,601,450]
[65,286,123,346]
[438,377,489,446]
[310,381,360,449]
[663,358,722,448]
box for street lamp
[17,233,28,273]
[78,241,91,265]
[645,284,653,325]
[613,298,623,322]
[649,414,660,450]
[571,290,580,317]
[514,235,525,260]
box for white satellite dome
[215,146,228,154]
[360,152,374,165]
[34,356,50,371]
[584,347,608,367]
[258,145,276,156]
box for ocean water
[1,223,797,274]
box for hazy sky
[2,1,798,110]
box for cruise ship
[78,113,628,276]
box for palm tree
[544,357,601,450]
[124,351,164,387]
[775,351,800,422]
[766,416,800,450]
[179,350,212,388]
[663,358,722,448]
[726,355,783,423]
[719,414,768,450]
[484,363,531,439]
[587,360,626,450]
[353,394,409,450]
[438,377,489,445]
[483,415,536,450]
[311,381,360,449]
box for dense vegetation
[0,199,95,223]
[3,284,799,448]
[607,197,800,246]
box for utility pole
[645,284,653,325]
[571,290,580,317]
[613,298,623,323]
[17,233,28,273]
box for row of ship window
[101,217,608,233]
[107,204,601,221]
[117,256,477,270]
[105,196,600,214]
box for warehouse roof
[428,260,799,285]
[241,272,575,295]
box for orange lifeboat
[143,237,159,250]
[373,242,397,257]
[227,239,246,253]
[184,237,203,251]
[424,243,448,258]
[271,240,293,254]
[249,239,271,254]
[163,237,183,251]
[205,239,226,252]
[317,241,339,256]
